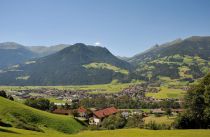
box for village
[5,83,181,105]
[3,83,184,127]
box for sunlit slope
[0,127,210,137]
[0,97,83,134]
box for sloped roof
[93,107,118,118]
[77,107,87,113]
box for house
[52,109,71,115]
[77,107,87,118]
[121,111,129,119]
[54,103,66,106]
[90,107,118,125]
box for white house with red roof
[90,107,118,125]
[77,107,87,118]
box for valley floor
[1,127,210,137]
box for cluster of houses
[5,83,184,127]
[5,83,183,107]
[52,106,184,125]
[52,106,119,125]
[5,83,148,101]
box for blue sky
[0,0,210,57]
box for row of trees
[79,95,180,109]
[24,98,57,111]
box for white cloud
[94,42,101,46]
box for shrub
[7,95,14,101]
[25,98,50,111]
[145,121,171,130]
[126,114,144,128]
[101,113,126,130]
[88,124,100,130]
[0,90,7,98]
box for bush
[88,124,100,130]
[0,90,7,98]
[126,114,144,128]
[101,113,126,130]
[7,95,14,101]
[145,121,171,130]
[25,98,50,111]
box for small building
[90,107,118,125]
[52,109,71,115]
[77,107,87,118]
[54,103,66,106]
[121,111,129,119]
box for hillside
[27,44,69,57]
[0,42,37,68]
[1,127,210,137]
[0,42,68,69]
[0,43,132,85]
[0,97,83,134]
[128,36,210,87]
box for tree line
[79,95,180,109]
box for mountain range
[0,36,210,85]
[0,42,68,68]
[128,36,210,87]
[0,43,131,85]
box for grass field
[0,127,210,137]
[144,115,175,125]
[0,97,83,134]
[146,87,185,99]
[0,83,132,94]
[83,62,129,75]
[1,94,210,137]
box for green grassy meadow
[0,83,132,94]
[146,87,185,99]
[0,97,83,134]
[83,62,129,75]
[144,115,175,125]
[1,127,210,137]
[0,86,209,137]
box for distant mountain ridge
[0,36,210,86]
[127,36,210,87]
[128,36,210,64]
[0,42,25,49]
[0,43,132,85]
[27,44,69,57]
[0,42,37,68]
[0,42,69,68]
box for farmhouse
[90,107,118,125]
[77,107,87,118]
